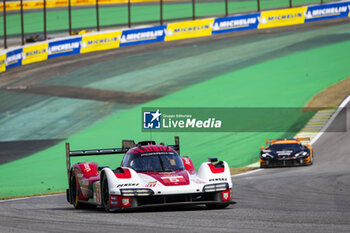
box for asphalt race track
[0,103,349,232]
[1,19,350,232]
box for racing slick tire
[101,174,111,213]
[69,171,90,209]
[305,155,314,166]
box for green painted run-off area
[1,25,350,196]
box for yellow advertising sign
[0,0,159,11]
[165,19,214,41]
[258,7,307,29]
[22,43,48,65]
[0,53,6,73]
[80,31,122,54]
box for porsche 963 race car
[259,138,313,168]
[66,137,234,212]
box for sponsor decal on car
[276,150,293,155]
[121,197,130,207]
[161,176,186,183]
[117,183,139,188]
[222,190,231,201]
[209,178,227,182]
[145,181,157,187]
[83,163,91,172]
[110,195,119,205]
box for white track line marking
[310,95,350,145]
[231,169,262,177]
[0,193,64,203]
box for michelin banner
[212,13,260,34]
[48,37,81,59]
[258,7,307,29]
[165,19,214,41]
[3,1,350,74]
[5,48,22,69]
[22,43,48,65]
[120,25,167,47]
[0,53,6,72]
[80,31,122,54]
[305,2,350,23]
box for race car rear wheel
[70,172,87,209]
[101,175,111,212]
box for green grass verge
[0,0,330,36]
[0,38,349,197]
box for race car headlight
[203,183,229,192]
[295,151,308,158]
[261,153,274,158]
[120,189,154,196]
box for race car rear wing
[296,137,311,142]
[265,138,310,144]
[65,136,180,181]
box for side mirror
[122,140,135,149]
[208,157,218,163]
[260,146,264,150]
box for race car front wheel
[101,175,111,212]
[306,155,314,166]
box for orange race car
[259,138,313,168]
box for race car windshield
[123,151,185,172]
[270,143,301,151]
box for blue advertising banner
[305,2,350,22]
[212,13,260,34]
[120,25,167,47]
[6,48,23,69]
[48,37,81,59]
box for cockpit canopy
[121,145,185,172]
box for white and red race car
[66,136,234,212]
